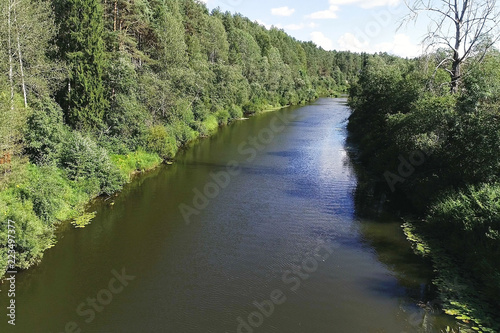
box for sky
[201,0,431,58]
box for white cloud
[338,33,370,53]
[337,32,421,58]
[284,22,320,31]
[271,6,295,17]
[285,23,305,31]
[375,33,421,58]
[256,19,272,30]
[311,31,334,50]
[329,0,400,8]
[306,5,339,19]
[307,0,400,19]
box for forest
[4,0,499,330]
[0,0,363,276]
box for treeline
[348,51,500,331]
[0,0,364,274]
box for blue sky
[202,0,430,58]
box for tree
[54,0,108,130]
[0,0,60,161]
[12,0,64,102]
[406,0,500,92]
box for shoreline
[0,98,318,282]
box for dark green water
[0,98,458,332]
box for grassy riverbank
[0,98,320,278]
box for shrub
[428,183,500,296]
[18,164,85,222]
[144,125,178,160]
[60,131,124,195]
[228,104,243,119]
[24,98,66,165]
[196,115,218,137]
[214,108,230,125]
[167,121,198,144]
[0,187,54,272]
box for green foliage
[54,0,109,130]
[72,211,96,228]
[111,150,162,180]
[144,125,178,160]
[348,50,500,331]
[428,184,500,297]
[0,187,54,271]
[228,104,243,119]
[214,108,230,125]
[60,131,124,195]
[19,164,84,222]
[24,98,67,165]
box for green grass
[111,149,163,181]
[0,148,163,276]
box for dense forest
[348,50,500,331]
[0,0,364,277]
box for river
[0,98,458,332]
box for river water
[0,98,457,332]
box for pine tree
[54,0,108,130]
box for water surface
[0,98,457,332]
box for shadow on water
[345,124,460,332]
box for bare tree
[405,0,500,93]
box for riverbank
[403,221,500,333]
[347,53,500,333]
[0,97,324,280]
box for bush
[19,164,86,222]
[196,115,219,137]
[228,104,243,119]
[0,187,54,272]
[60,131,124,195]
[144,125,178,160]
[24,98,66,165]
[428,183,500,296]
[214,108,230,125]
[167,121,198,144]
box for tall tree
[406,0,500,92]
[54,0,108,130]
[0,0,60,157]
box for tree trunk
[113,0,117,31]
[451,14,462,94]
[13,3,27,108]
[7,0,14,111]
[451,53,461,94]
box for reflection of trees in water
[344,134,460,332]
